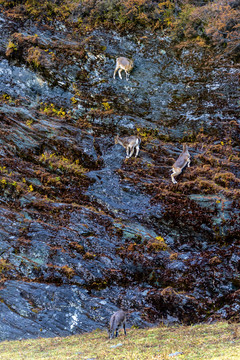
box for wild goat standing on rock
[113,57,134,80]
[115,135,141,159]
[171,144,191,184]
[109,310,127,339]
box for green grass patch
[0,321,239,359]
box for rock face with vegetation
[0,0,239,341]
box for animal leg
[128,146,135,158]
[126,71,129,81]
[118,68,123,79]
[135,145,140,157]
[171,172,178,184]
[115,327,119,338]
[113,65,119,79]
[123,320,127,336]
[187,158,191,167]
[171,168,181,184]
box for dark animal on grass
[109,310,127,339]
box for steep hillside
[0,0,239,341]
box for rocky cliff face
[0,4,239,341]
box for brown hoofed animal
[109,310,127,339]
[113,57,134,80]
[171,144,191,184]
[115,135,141,159]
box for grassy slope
[0,322,239,360]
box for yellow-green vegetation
[26,47,43,68]
[0,167,32,195]
[6,40,17,56]
[39,152,87,176]
[0,166,9,174]
[71,96,78,104]
[0,259,12,273]
[0,177,19,191]
[40,103,67,117]
[1,1,239,60]
[0,322,239,359]
[136,127,159,143]
[26,119,34,127]
[0,93,15,104]
[22,0,75,21]
[102,101,111,111]
[147,235,168,252]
